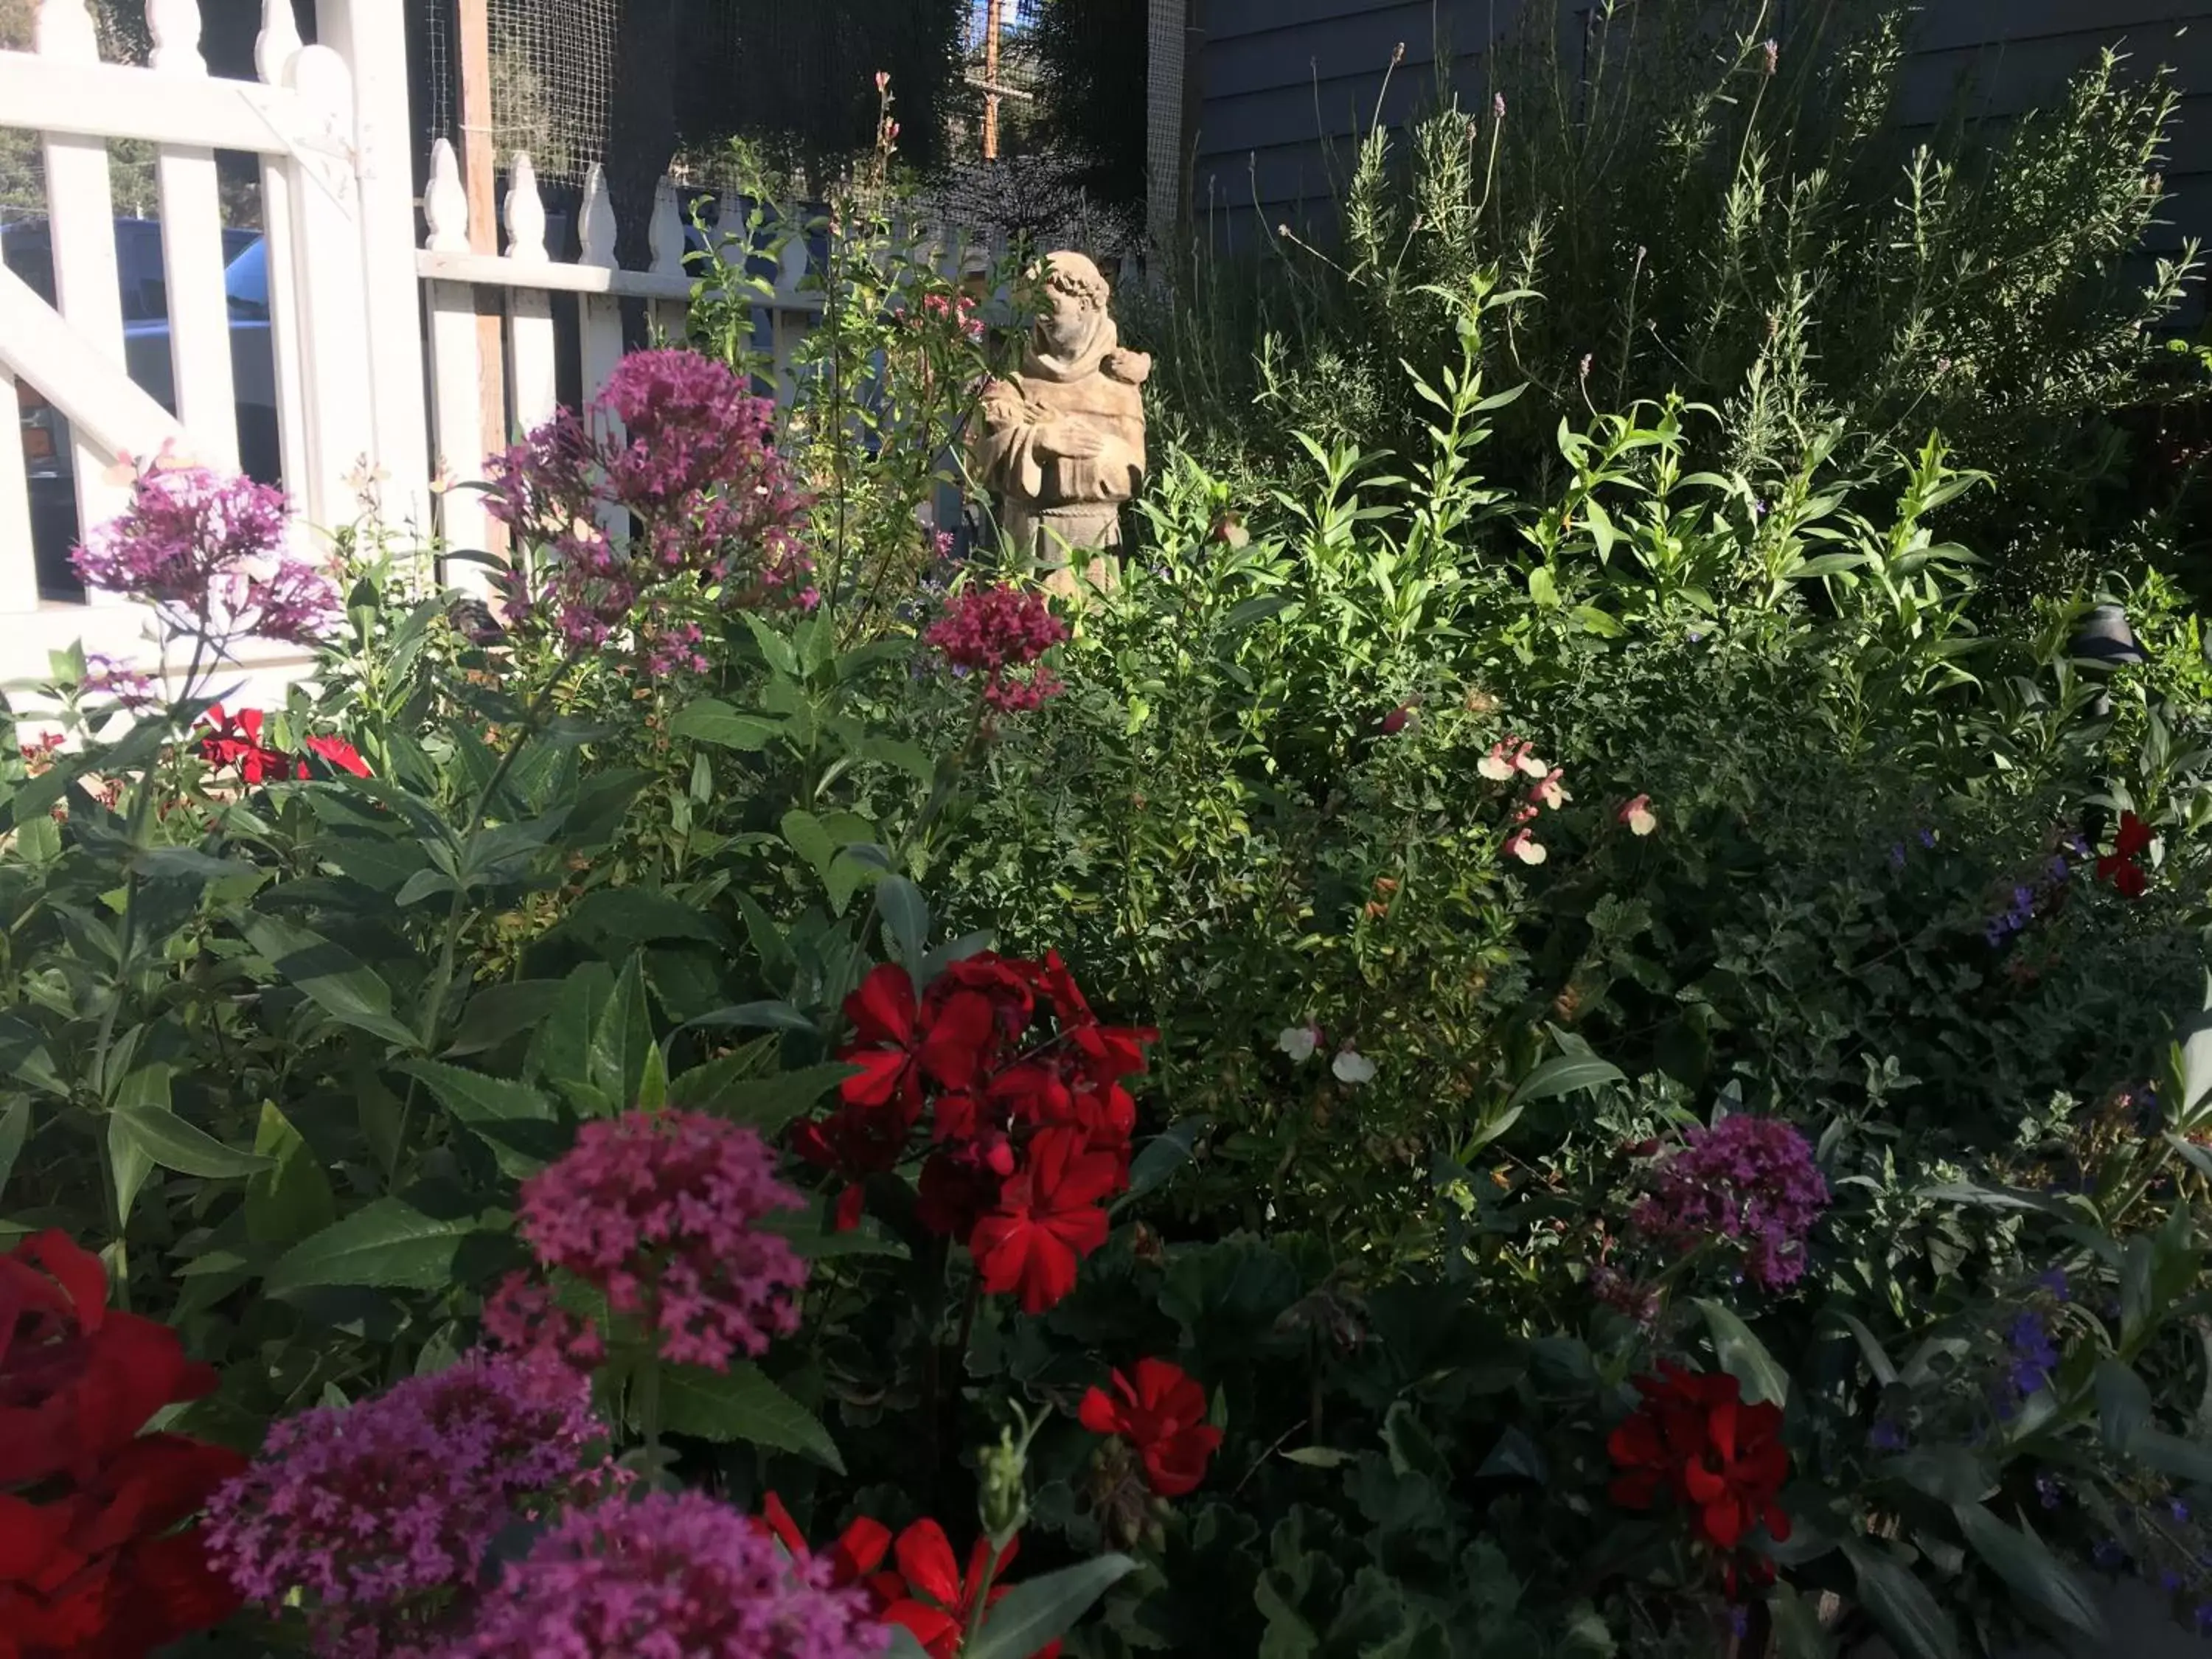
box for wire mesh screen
[415,0,622,187]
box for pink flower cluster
[204,1351,608,1658]
[435,1490,883,1659]
[914,291,984,344]
[484,351,813,670]
[925,584,1068,713]
[1630,1115,1829,1290]
[495,1110,809,1372]
[71,458,335,647]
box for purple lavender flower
[2094,1539,2127,1571]
[1630,1114,1829,1290]
[1917,828,1936,849]
[1868,1417,1910,1453]
[2037,1474,2062,1509]
[434,1489,886,1659]
[2036,1267,2069,1301]
[2194,1601,2212,1635]
[2049,855,2071,885]
[1889,842,1907,870]
[2173,1498,2193,1523]
[205,1350,611,1656]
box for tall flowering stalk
[1630,1115,1829,1290]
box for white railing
[0,0,1021,698]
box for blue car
[6,217,279,599]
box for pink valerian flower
[925,585,1068,713]
[70,459,335,648]
[1619,795,1658,835]
[203,1351,610,1657]
[916,291,987,344]
[436,1489,886,1659]
[510,1110,810,1371]
[1630,1114,1829,1290]
[484,350,812,666]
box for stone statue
[972,251,1149,591]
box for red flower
[756,1491,893,1599]
[0,1232,220,1488]
[301,733,372,776]
[195,706,294,785]
[0,1430,246,1657]
[870,1519,1060,1659]
[970,1128,1121,1313]
[838,964,997,1121]
[1079,1359,1222,1498]
[2098,812,2154,898]
[1608,1364,1791,1557]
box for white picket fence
[0,0,1015,703]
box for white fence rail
[0,0,1023,700]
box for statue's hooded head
[1029,251,1113,372]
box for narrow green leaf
[644,1363,844,1470]
[2130,1428,2212,1484]
[2096,1357,2153,1453]
[399,1060,555,1124]
[669,699,783,750]
[671,1061,852,1131]
[1843,1540,1959,1659]
[265,1199,478,1297]
[1120,1117,1211,1206]
[108,1108,154,1229]
[1834,1312,1899,1387]
[964,1556,1138,1659]
[1877,1445,1989,1506]
[239,914,420,1050]
[588,957,654,1110]
[111,1105,274,1179]
[0,1097,26,1198]
[1952,1504,2103,1637]
[1693,1298,1789,1407]
[1507,1052,1627,1107]
[1769,1583,1835,1659]
[877,875,929,968]
[245,1101,337,1245]
[446,980,564,1057]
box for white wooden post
[315,0,433,535]
[771,232,810,406]
[422,138,488,570]
[504,153,558,431]
[649,177,689,343]
[38,0,129,591]
[282,44,375,534]
[147,0,240,473]
[0,361,35,616]
[577,164,625,403]
[257,0,310,516]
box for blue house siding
[1190,0,2212,263]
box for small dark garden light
[2070,602,2145,720]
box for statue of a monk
[971,251,1149,591]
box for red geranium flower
[302,733,372,776]
[970,1128,1121,1314]
[1079,1359,1222,1498]
[0,1430,246,1657]
[195,706,294,785]
[870,1519,1060,1659]
[2098,812,2154,899]
[838,964,998,1122]
[1608,1363,1791,1558]
[756,1490,893,1599]
[0,1232,220,1488]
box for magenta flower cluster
[434,1490,885,1659]
[203,1351,608,1658]
[1630,1113,1829,1290]
[71,459,335,647]
[925,583,1068,712]
[484,350,813,672]
[506,1110,809,1371]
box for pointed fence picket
[0,0,1033,695]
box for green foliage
[1143,4,2205,589]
